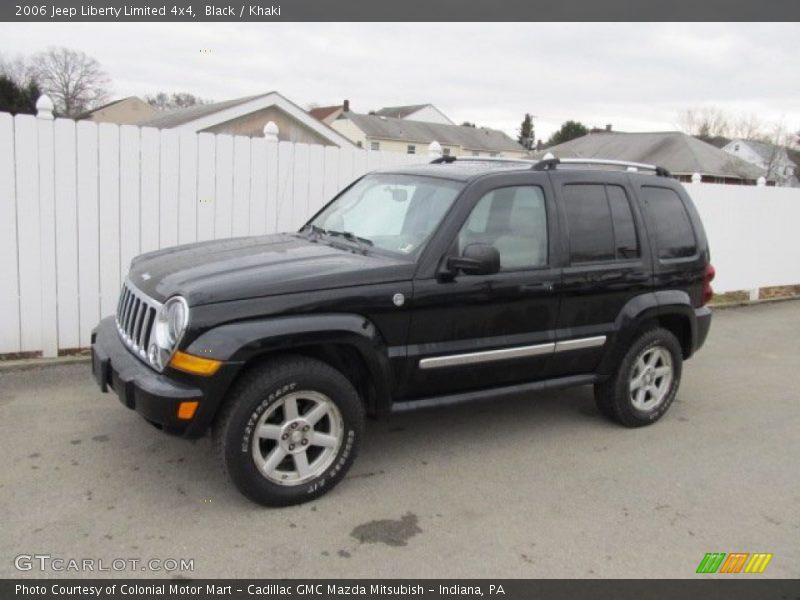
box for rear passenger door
[549,172,652,377]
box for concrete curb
[0,355,90,373]
[711,295,800,310]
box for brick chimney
[605,123,612,132]
[343,99,350,112]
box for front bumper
[91,316,233,436]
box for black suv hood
[128,234,413,305]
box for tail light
[702,264,715,306]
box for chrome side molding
[554,336,607,352]
[419,335,607,370]
[419,342,555,370]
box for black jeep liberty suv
[91,156,713,506]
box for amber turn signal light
[177,401,199,420]
[169,351,222,376]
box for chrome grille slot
[115,280,162,362]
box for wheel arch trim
[185,313,394,413]
[598,291,697,376]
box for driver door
[402,176,562,399]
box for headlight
[147,296,189,371]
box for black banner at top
[3,0,800,22]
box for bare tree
[756,121,792,184]
[676,106,730,138]
[30,47,111,117]
[146,92,210,111]
[0,52,36,87]
[729,112,764,140]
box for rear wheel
[214,356,364,506]
[594,328,682,427]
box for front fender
[185,313,394,414]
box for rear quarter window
[641,186,697,259]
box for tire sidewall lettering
[240,382,297,453]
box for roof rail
[430,156,536,165]
[532,157,672,177]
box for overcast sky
[0,22,797,140]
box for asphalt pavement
[1,301,798,578]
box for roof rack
[429,155,672,177]
[532,157,672,177]
[430,156,536,165]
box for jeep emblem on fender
[393,293,405,307]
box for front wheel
[594,328,683,427]
[213,356,364,506]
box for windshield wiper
[301,223,327,240]
[326,230,374,249]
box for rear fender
[597,292,696,377]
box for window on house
[442,148,451,156]
[472,151,479,157]
[370,141,380,151]
[641,186,697,259]
[407,145,416,155]
[490,152,499,157]
[734,144,740,151]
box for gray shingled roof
[137,94,268,128]
[740,139,797,167]
[346,113,525,153]
[538,132,765,180]
[374,104,430,119]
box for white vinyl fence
[0,110,423,356]
[1,108,799,357]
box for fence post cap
[692,172,702,183]
[428,140,442,158]
[757,176,766,187]
[36,94,55,120]
[263,121,279,141]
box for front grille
[115,280,162,362]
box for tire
[594,328,683,427]
[213,355,364,506]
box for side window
[563,183,641,263]
[641,186,697,259]
[562,184,615,262]
[607,185,640,259]
[458,186,548,271]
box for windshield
[307,174,463,256]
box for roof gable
[375,104,430,119]
[137,92,354,147]
[727,139,796,167]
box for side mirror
[447,243,500,276]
